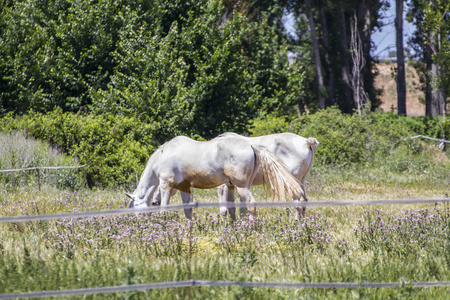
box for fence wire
[0,198,449,223]
[1,279,449,299]
[409,135,450,144]
[0,165,86,173]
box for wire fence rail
[1,198,449,223]
[1,197,449,298]
[0,165,87,173]
[0,165,86,191]
[1,279,450,299]
[409,135,449,144]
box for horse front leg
[159,181,174,214]
[151,186,162,206]
[152,186,177,206]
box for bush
[247,114,289,136]
[290,108,370,165]
[288,108,448,171]
[0,109,157,188]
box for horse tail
[251,145,302,201]
[307,137,319,151]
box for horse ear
[125,193,134,199]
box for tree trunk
[357,0,374,106]
[318,0,335,104]
[425,29,444,117]
[336,0,353,113]
[305,0,326,109]
[395,0,406,115]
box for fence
[409,135,449,144]
[0,165,86,190]
[1,279,450,299]
[1,198,449,299]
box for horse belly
[172,169,226,191]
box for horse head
[125,193,135,208]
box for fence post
[36,168,41,191]
[188,181,194,300]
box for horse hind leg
[180,191,192,220]
[293,184,307,220]
[236,187,256,220]
[218,184,236,221]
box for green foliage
[421,0,450,93]
[0,0,305,141]
[290,108,370,165]
[89,0,304,140]
[0,109,156,188]
[247,114,289,136]
[0,0,119,113]
[2,109,447,188]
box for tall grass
[1,180,449,299]
[0,132,84,191]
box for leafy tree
[89,0,304,140]
[0,0,120,113]
[1,0,305,140]
[408,0,449,119]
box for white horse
[126,135,302,220]
[215,132,318,220]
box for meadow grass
[1,165,449,299]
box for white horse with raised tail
[126,135,302,220]
[215,132,319,220]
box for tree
[396,0,406,115]
[89,0,305,140]
[350,13,369,115]
[285,0,386,113]
[336,0,353,113]
[317,0,335,104]
[304,0,326,109]
[408,0,448,118]
[0,0,305,140]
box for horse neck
[134,152,159,199]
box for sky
[371,0,416,57]
[283,0,416,58]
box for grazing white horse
[215,132,318,220]
[126,135,302,220]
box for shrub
[247,114,289,136]
[0,109,157,188]
[290,108,370,165]
[288,108,449,171]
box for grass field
[1,164,449,299]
